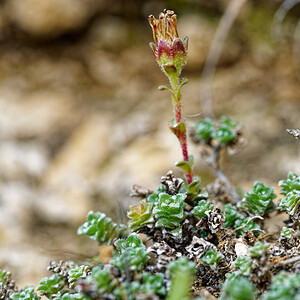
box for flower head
[148,9,188,76]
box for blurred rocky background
[0,0,299,287]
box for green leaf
[222,204,261,237]
[212,116,239,145]
[238,181,276,216]
[180,78,189,88]
[167,257,196,279]
[223,204,243,228]
[169,120,186,139]
[128,199,154,232]
[37,274,66,298]
[195,118,214,142]
[110,234,148,272]
[153,193,187,229]
[10,288,40,300]
[280,227,294,239]
[53,293,91,300]
[191,200,214,218]
[89,266,117,294]
[201,249,224,270]
[220,276,256,300]
[77,211,126,245]
[68,265,90,288]
[278,190,300,216]
[140,273,166,296]
[175,160,191,175]
[220,116,238,129]
[187,177,201,194]
[235,256,252,276]
[167,257,196,300]
[0,269,12,284]
[233,218,261,237]
[262,271,300,300]
[249,241,268,258]
[278,172,300,195]
[212,127,236,145]
[158,85,174,95]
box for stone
[0,141,48,180]
[0,90,77,140]
[4,0,103,38]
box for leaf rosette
[278,172,300,195]
[128,199,154,232]
[238,181,276,216]
[77,211,126,245]
[153,192,187,229]
[110,234,148,272]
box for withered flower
[148,9,188,76]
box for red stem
[174,101,193,184]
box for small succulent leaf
[169,120,186,139]
[219,116,238,129]
[10,288,40,300]
[262,271,300,300]
[188,155,194,167]
[212,127,236,145]
[153,193,187,229]
[222,204,261,237]
[149,42,157,58]
[110,234,148,272]
[194,118,214,142]
[235,256,252,276]
[128,199,154,232]
[170,226,183,238]
[77,211,126,245]
[280,227,294,239]
[167,256,196,278]
[238,181,276,216]
[278,190,300,216]
[147,193,160,205]
[278,172,300,195]
[249,241,269,258]
[82,266,117,296]
[201,249,224,270]
[187,177,201,194]
[223,203,243,228]
[37,274,66,298]
[221,276,256,300]
[191,200,214,218]
[53,293,90,300]
[141,272,166,296]
[68,265,90,288]
[234,218,261,237]
[175,160,191,174]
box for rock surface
[3,0,103,37]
